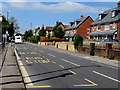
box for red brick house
[33,27,40,36]
[45,26,54,37]
[64,15,93,41]
[45,21,69,37]
[90,1,120,41]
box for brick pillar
[117,21,120,42]
[105,43,112,58]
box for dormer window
[99,15,102,20]
[112,10,115,17]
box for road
[15,43,120,89]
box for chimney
[80,15,84,18]
[56,21,59,25]
[117,1,120,7]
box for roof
[46,27,54,31]
[64,34,75,37]
[89,30,117,36]
[91,7,120,25]
[65,16,91,30]
[64,25,69,28]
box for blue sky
[1,1,118,34]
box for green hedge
[30,35,40,43]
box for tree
[74,34,84,50]
[23,30,33,41]
[9,17,19,34]
[54,27,65,38]
[38,26,46,36]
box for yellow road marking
[26,57,29,60]
[59,65,64,68]
[28,85,51,88]
[74,78,98,87]
[68,70,76,75]
[38,60,42,63]
[85,78,97,86]
[34,60,38,63]
[52,61,56,64]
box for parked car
[103,39,119,42]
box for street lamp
[7,11,10,20]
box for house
[64,15,93,41]
[33,27,40,36]
[45,21,69,38]
[89,1,120,41]
[45,26,54,37]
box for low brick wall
[58,44,67,50]
[68,45,75,51]
[40,42,46,45]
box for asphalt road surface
[15,43,120,89]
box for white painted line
[39,50,44,53]
[61,59,80,67]
[93,71,120,83]
[48,53,56,57]
[69,70,76,75]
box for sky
[1,0,119,34]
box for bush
[30,35,40,43]
[74,34,84,50]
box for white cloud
[4,2,110,13]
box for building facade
[64,15,93,41]
[90,1,120,41]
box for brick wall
[76,17,93,39]
[117,21,120,41]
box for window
[105,24,110,30]
[97,25,101,31]
[99,15,102,20]
[112,11,115,17]
[112,23,116,28]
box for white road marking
[93,71,120,83]
[39,50,44,53]
[68,70,76,75]
[48,53,56,57]
[61,59,80,67]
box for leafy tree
[23,30,33,41]
[2,16,9,34]
[38,26,46,36]
[74,34,84,50]
[54,27,65,38]
[9,17,19,34]
[30,35,39,43]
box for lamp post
[7,11,10,21]
[6,11,10,45]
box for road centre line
[52,61,56,64]
[93,71,120,83]
[39,50,44,53]
[61,59,80,67]
[48,53,56,57]
[59,65,65,68]
[68,70,76,75]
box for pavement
[0,43,25,89]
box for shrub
[30,35,40,43]
[74,34,84,50]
